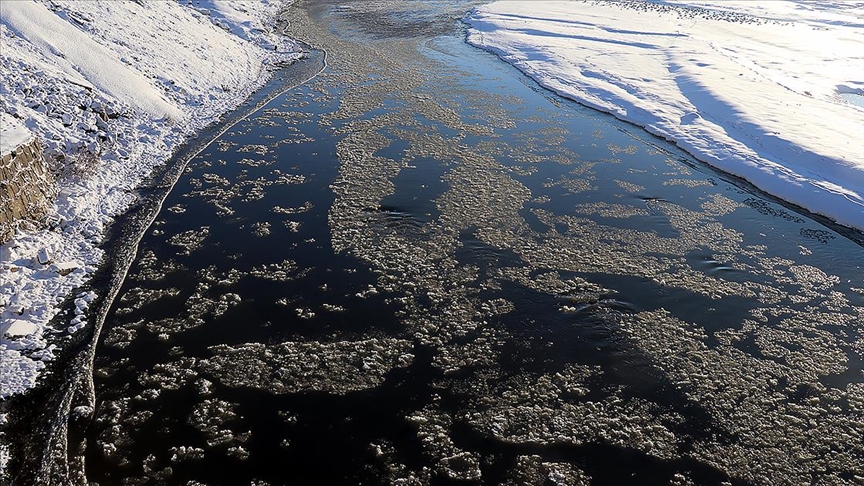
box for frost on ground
[465,0,864,231]
[0,0,302,399]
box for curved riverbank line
[3,46,326,485]
[465,0,864,233]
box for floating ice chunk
[0,113,33,156]
[0,348,43,397]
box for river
[62,0,864,484]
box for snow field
[465,0,864,231]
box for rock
[49,262,79,276]
[1,319,38,337]
[37,248,52,265]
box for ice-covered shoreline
[0,1,302,401]
[465,0,864,231]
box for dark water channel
[84,1,864,485]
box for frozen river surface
[67,1,864,484]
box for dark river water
[82,1,864,485]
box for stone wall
[0,138,54,244]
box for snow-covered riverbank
[0,1,301,400]
[466,0,864,231]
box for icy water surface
[85,1,864,485]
